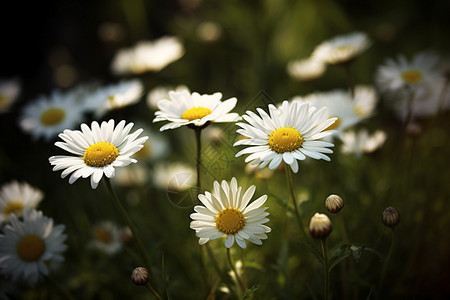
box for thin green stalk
[343,63,355,98]
[103,179,163,300]
[195,127,202,193]
[226,248,247,294]
[285,166,307,239]
[320,239,330,300]
[145,282,164,300]
[378,228,396,292]
[337,212,349,245]
[48,274,76,300]
[402,87,415,134]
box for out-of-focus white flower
[293,86,378,135]
[0,78,21,114]
[376,51,441,93]
[111,36,184,75]
[312,32,372,65]
[0,181,43,224]
[146,85,190,110]
[287,58,326,81]
[152,162,196,192]
[89,221,124,255]
[83,79,143,117]
[340,129,387,157]
[20,90,87,141]
[196,21,223,42]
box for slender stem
[161,253,172,300]
[337,212,349,245]
[378,228,396,292]
[402,87,415,133]
[320,239,330,300]
[48,274,76,300]
[285,166,307,239]
[145,283,164,300]
[226,248,247,293]
[344,63,355,98]
[103,179,164,300]
[195,127,202,192]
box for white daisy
[19,90,87,141]
[83,79,143,117]
[153,90,240,131]
[88,221,123,255]
[190,177,271,249]
[111,36,184,75]
[234,101,336,173]
[0,78,21,114]
[146,84,190,110]
[340,129,387,157]
[49,119,148,189]
[0,209,67,285]
[293,86,378,135]
[311,32,372,65]
[0,181,43,224]
[286,57,326,81]
[375,51,441,93]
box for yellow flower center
[216,208,246,235]
[17,235,46,262]
[337,45,351,51]
[40,108,66,126]
[94,228,112,244]
[3,201,24,216]
[181,106,212,121]
[401,69,423,84]
[324,117,341,131]
[83,142,119,167]
[268,127,304,153]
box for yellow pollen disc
[181,106,212,121]
[107,95,115,102]
[268,127,304,153]
[40,108,66,126]
[17,235,46,262]
[216,208,246,235]
[401,69,423,84]
[94,229,112,244]
[337,45,351,51]
[324,117,341,131]
[3,201,24,216]
[83,142,119,167]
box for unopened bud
[309,213,332,239]
[382,207,400,228]
[131,267,150,286]
[325,194,344,213]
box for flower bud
[131,267,150,286]
[382,207,400,228]
[309,213,332,239]
[325,194,344,213]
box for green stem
[145,283,164,300]
[103,179,163,300]
[285,166,307,239]
[344,63,355,98]
[402,87,415,134]
[378,228,396,292]
[321,238,330,300]
[226,248,247,294]
[195,127,202,193]
[48,274,76,300]
[337,212,349,245]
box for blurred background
[1,0,450,299]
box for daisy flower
[234,101,337,173]
[340,129,387,157]
[20,90,87,141]
[88,221,123,255]
[375,51,441,93]
[152,162,196,192]
[49,119,148,189]
[286,57,326,81]
[111,36,184,75]
[83,79,143,117]
[0,209,67,285]
[293,86,378,134]
[0,181,43,224]
[0,78,21,114]
[190,177,270,248]
[311,32,372,65]
[153,90,240,131]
